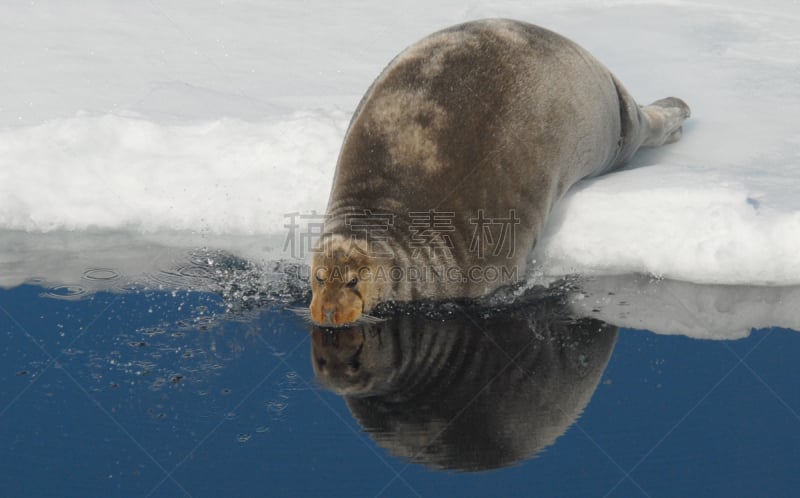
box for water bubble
[149,378,166,391]
[267,400,288,417]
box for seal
[310,19,690,326]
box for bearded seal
[310,19,690,326]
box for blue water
[2,274,799,497]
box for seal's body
[310,19,690,326]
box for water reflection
[568,274,800,339]
[311,291,617,471]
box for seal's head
[311,326,371,394]
[310,235,387,327]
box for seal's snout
[310,297,362,327]
[323,305,337,324]
[325,305,362,327]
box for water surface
[1,247,799,497]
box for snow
[2,0,800,286]
[0,110,346,233]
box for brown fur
[311,19,690,326]
[310,236,391,325]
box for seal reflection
[310,291,618,471]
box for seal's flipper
[641,97,691,147]
[607,77,689,169]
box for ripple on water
[82,268,120,281]
[144,258,220,292]
[176,265,215,278]
[40,285,89,301]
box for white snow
[2,0,800,286]
[0,110,346,233]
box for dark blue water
[2,274,799,497]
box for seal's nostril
[324,309,335,323]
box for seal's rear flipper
[641,97,691,147]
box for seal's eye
[348,357,361,371]
[346,277,358,289]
